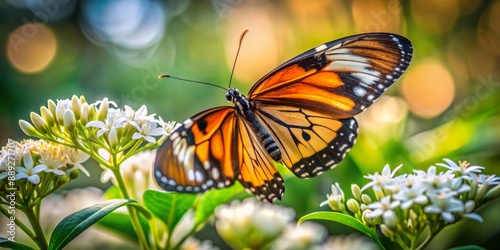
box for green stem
[25,204,48,250]
[112,167,150,250]
[0,205,37,241]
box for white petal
[27,174,40,184]
[441,212,455,223]
[86,120,105,128]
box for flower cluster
[321,159,500,249]
[215,198,375,250]
[0,139,89,209]
[19,95,178,157]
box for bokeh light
[80,0,165,65]
[400,59,455,118]
[6,23,57,74]
[411,0,459,34]
[352,0,402,32]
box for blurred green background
[1,0,499,249]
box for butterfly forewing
[249,33,413,118]
[154,107,239,192]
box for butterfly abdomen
[229,88,282,162]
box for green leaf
[143,190,196,232]
[194,184,244,225]
[298,211,384,250]
[0,238,35,250]
[48,199,137,250]
[96,211,149,242]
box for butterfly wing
[248,33,413,118]
[254,106,358,178]
[154,106,284,201]
[249,33,412,177]
[154,107,240,192]
[235,117,284,202]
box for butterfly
[154,33,412,202]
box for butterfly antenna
[228,29,249,89]
[158,74,227,91]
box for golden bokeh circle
[7,23,57,74]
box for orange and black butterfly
[154,33,412,202]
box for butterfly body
[227,88,282,161]
[155,33,413,202]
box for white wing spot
[353,86,367,97]
[160,176,168,183]
[183,119,193,128]
[211,168,220,180]
[367,94,375,102]
[168,179,176,186]
[315,44,328,52]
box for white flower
[15,153,47,184]
[362,164,403,193]
[320,182,345,211]
[366,196,400,227]
[413,166,454,193]
[424,192,464,223]
[101,150,160,202]
[272,222,326,250]
[215,198,294,249]
[63,147,91,176]
[86,111,125,137]
[131,120,165,143]
[393,184,428,209]
[462,200,483,222]
[436,159,484,180]
[37,142,67,176]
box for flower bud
[71,95,82,120]
[485,184,500,200]
[475,184,489,202]
[351,184,362,200]
[87,104,97,121]
[108,126,118,148]
[347,198,360,214]
[69,169,80,180]
[382,210,398,228]
[40,106,55,127]
[360,203,368,211]
[19,120,39,136]
[362,210,377,227]
[30,112,48,134]
[361,194,372,204]
[380,224,394,239]
[63,110,76,131]
[80,103,90,124]
[406,218,414,232]
[47,99,57,117]
[97,98,109,121]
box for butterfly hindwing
[154,107,239,193]
[248,33,413,118]
[254,105,358,178]
[236,117,284,202]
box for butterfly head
[225,88,242,104]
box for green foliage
[48,199,137,250]
[299,212,384,249]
